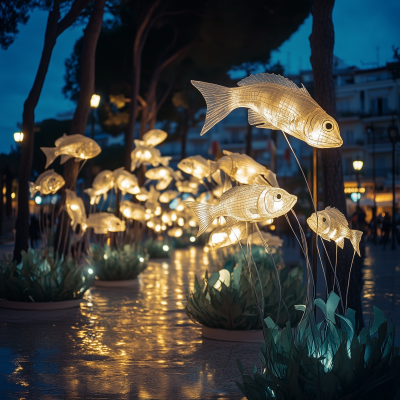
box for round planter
[0,299,83,311]
[94,278,139,288]
[202,325,264,342]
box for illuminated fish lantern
[208,221,248,250]
[159,190,178,203]
[192,73,343,148]
[242,231,284,248]
[41,134,101,169]
[114,168,140,195]
[209,151,279,187]
[176,177,200,194]
[146,217,162,232]
[178,155,222,184]
[119,201,146,221]
[213,269,231,291]
[307,207,362,256]
[84,169,115,205]
[136,187,149,202]
[145,166,183,191]
[65,189,86,230]
[84,212,126,234]
[167,227,183,238]
[29,169,65,197]
[185,185,297,237]
[144,186,161,215]
[130,129,170,171]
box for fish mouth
[307,133,343,148]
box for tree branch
[57,0,91,36]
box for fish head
[264,188,297,217]
[108,217,126,232]
[177,159,194,174]
[305,112,342,148]
[80,139,101,159]
[307,211,331,235]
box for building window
[370,97,388,116]
[360,90,365,112]
[344,130,354,145]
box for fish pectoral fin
[225,216,238,228]
[222,150,232,156]
[60,154,73,164]
[335,236,345,249]
[255,122,277,129]
[248,109,277,129]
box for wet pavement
[0,243,399,399]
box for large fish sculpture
[185,185,297,237]
[192,73,343,148]
[178,155,222,184]
[84,170,115,205]
[307,207,363,256]
[29,170,65,197]
[65,189,86,230]
[83,212,126,234]
[41,134,101,169]
[209,151,279,187]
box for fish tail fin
[208,159,219,176]
[41,147,57,169]
[350,229,363,256]
[184,200,216,237]
[160,156,171,167]
[84,188,96,205]
[191,81,236,135]
[28,182,37,198]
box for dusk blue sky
[0,0,399,154]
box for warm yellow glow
[122,209,131,218]
[168,228,183,238]
[11,193,15,199]
[70,204,79,211]
[2,187,5,195]
[270,225,276,231]
[143,150,151,160]
[265,218,273,224]
[155,224,161,232]
[147,221,155,228]
[192,74,343,148]
[155,206,162,216]
[189,219,196,227]
[14,132,23,142]
[90,94,101,108]
[177,217,184,227]
[344,187,365,194]
[190,236,196,242]
[353,160,363,171]
[171,212,177,221]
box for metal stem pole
[372,127,376,243]
[312,147,318,297]
[91,108,95,139]
[357,171,360,207]
[392,142,396,250]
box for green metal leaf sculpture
[185,246,306,330]
[143,239,170,259]
[87,244,148,281]
[0,249,94,302]
[236,292,400,400]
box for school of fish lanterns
[33,73,362,260]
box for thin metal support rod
[391,142,396,250]
[312,147,318,299]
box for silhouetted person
[29,215,40,249]
[380,214,391,250]
[356,206,366,232]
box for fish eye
[322,217,326,222]
[274,193,282,202]
[323,121,333,131]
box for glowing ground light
[139,257,144,262]
[190,236,196,242]
[163,245,169,251]
[350,192,361,202]
[88,268,93,274]
[34,196,42,205]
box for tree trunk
[55,0,105,256]
[309,0,364,329]
[181,108,189,160]
[13,1,60,261]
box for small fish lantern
[114,168,140,195]
[29,170,65,197]
[65,189,86,230]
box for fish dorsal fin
[237,73,300,91]
[222,150,232,156]
[300,84,321,107]
[325,207,348,227]
[54,133,69,147]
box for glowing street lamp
[353,159,363,207]
[14,132,23,143]
[90,94,100,139]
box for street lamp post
[353,159,363,206]
[90,94,100,139]
[388,119,398,250]
[368,124,377,243]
